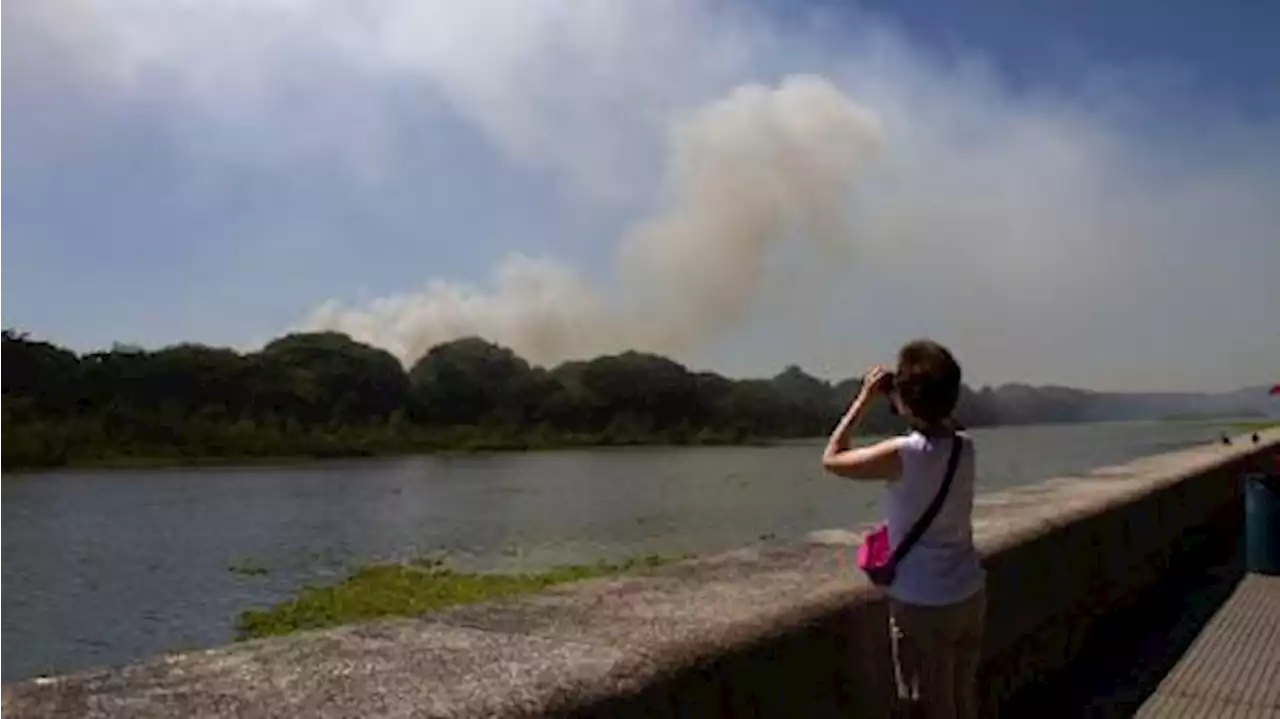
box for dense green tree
[5,326,1241,470]
[408,337,541,426]
[259,332,408,426]
[2,329,82,418]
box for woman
[821,339,986,719]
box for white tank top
[883,430,986,606]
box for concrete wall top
[5,428,1278,718]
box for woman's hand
[857,365,891,403]
[822,364,905,481]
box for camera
[875,370,896,393]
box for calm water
[1,421,1242,681]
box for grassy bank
[235,555,678,640]
[1229,419,1279,431]
[11,417,1267,473]
[2,422,768,472]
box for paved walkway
[1136,573,1280,718]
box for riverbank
[1228,419,1279,431]
[7,417,1268,473]
[0,423,772,472]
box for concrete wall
[6,429,1278,719]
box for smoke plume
[305,76,881,366]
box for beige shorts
[889,588,987,719]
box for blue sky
[4,0,1279,391]
[825,0,1280,112]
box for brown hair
[894,339,961,426]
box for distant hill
[966,383,1275,425]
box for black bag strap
[891,431,964,565]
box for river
[0,420,1244,681]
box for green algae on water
[235,554,674,640]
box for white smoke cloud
[8,0,1280,389]
[295,6,1280,385]
[306,75,881,365]
[305,254,614,368]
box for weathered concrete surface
[4,542,893,718]
[971,430,1280,707]
[5,428,1278,718]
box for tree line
[0,328,1191,469]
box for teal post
[1243,472,1280,575]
